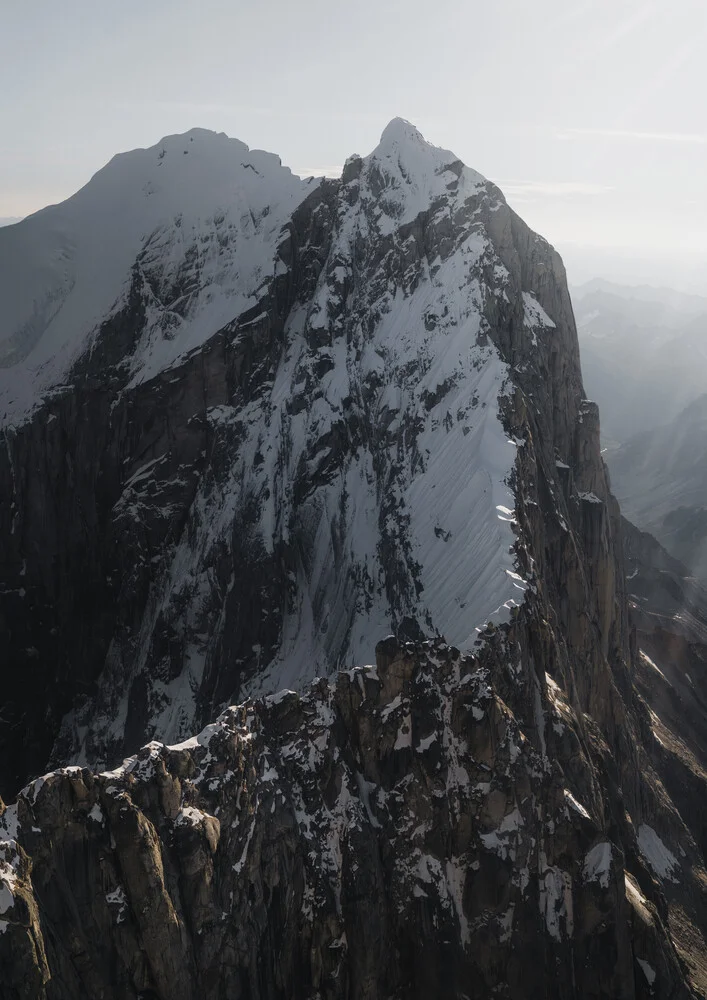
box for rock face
[0,633,704,1000]
[0,121,706,997]
[621,517,707,978]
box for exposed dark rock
[0,632,702,999]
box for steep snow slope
[207,119,526,683]
[0,128,316,418]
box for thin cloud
[594,2,661,53]
[564,2,661,70]
[559,128,707,145]
[117,101,386,126]
[292,165,343,178]
[499,180,614,198]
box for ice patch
[640,651,668,683]
[0,805,19,842]
[416,732,437,752]
[0,883,14,916]
[624,871,652,922]
[445,857,470,946]
[175,806,207,827]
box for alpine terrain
[0,121,705,999]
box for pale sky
[3,0,707,290]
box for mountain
[608,393,707,582]
[0,122,706,998]
[0,121,535,786]
[571,281,707,445]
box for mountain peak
[378,117,426,148]
[371,116,487,190]
[374,117,450,169]
[150,127,246,158]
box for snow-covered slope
[0,128,316,419]
[2,120,563,778]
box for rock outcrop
[1,631,704,999]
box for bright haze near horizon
[2,0,707,293]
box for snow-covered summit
[0,121,497,424]
[0,128,316,421]
[344,118,488,238]
[374,116,484,183]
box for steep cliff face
[0,121,705,998]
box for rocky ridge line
[0,634,700,999]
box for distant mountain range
[571,279,707,445]
[609,392,707,583]
[570,279,707,586]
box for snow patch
[583,842,612,889]
[637,824,680,882]
[522,291,556,332]
[87,804,104,825]
[564,789,591,820]
[105,885,128,924]
[539,863,574,941]
[636,958,656,986]
[479,807,524,861]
